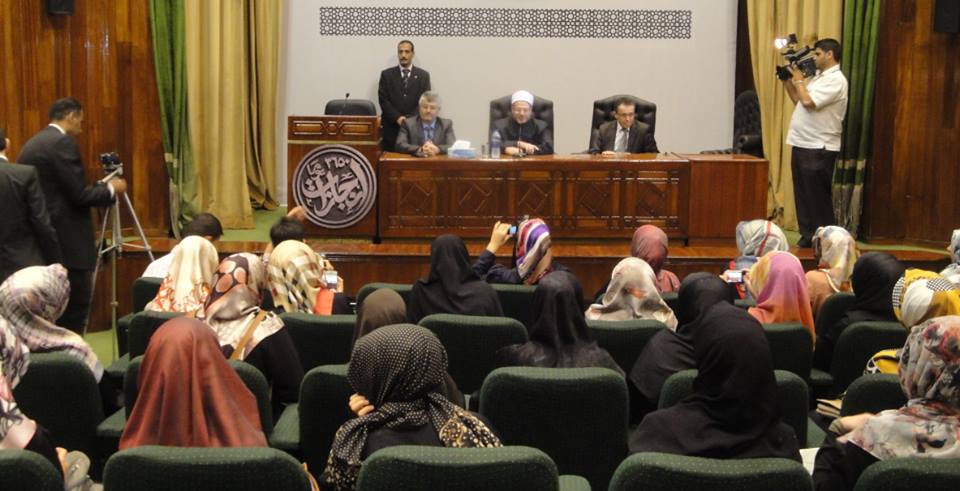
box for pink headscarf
[630,225,680,293]
[747,251,816,343]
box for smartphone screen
[508,225,517,235]
[324,271,338,288]
[726,270,744,283]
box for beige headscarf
[812,226,859,292]
[585,257,678,329]
[144,235,219,316]
[267,240,332,314]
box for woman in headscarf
[495,271,622,375]
[144,235,218,316]
[727,220,790,300]
[474,218,568,285]
[120,317,268,449]
[631,225,681,293]
[267,240,349,315]
[628,273,735,423]
[807,226,858,316]
[585,257,677,329]
[203,253,303,416]
[628,300,801,461]
[321,325,501,490]
[813,316,960,490]
[746,251,816,343]
[407,235,503,324]
[941,229,960,282]
[812,252,905,371]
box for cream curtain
[746,0,842,231]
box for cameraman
[19,97,127,333]
[782,38,848,248]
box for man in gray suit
[589,98,659,155]
[395,91,456,157]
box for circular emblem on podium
[292,144,377,229]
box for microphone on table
[339,93,350,115]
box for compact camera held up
[774,33,817,81]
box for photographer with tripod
[780,38,848,248]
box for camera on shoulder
[774,33,817,81]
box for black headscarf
[407,235,503,323]
[496,271,622,374]
[849,252,906,316]
[629,273,734,416]
[322,325,501,490]
[628,303,800,460]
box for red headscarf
[119,317,267,449]
[631,225,680,293]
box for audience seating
[355,282,412,307]
[608,452,812,491]
[279,364,353,478]
[115,276,164,356]
[660,292,679,313]
[127,311,184,359]
[762,323,813,379]
[813,292,857,342]
[589,94,657,150]
[658,369,809,447]
[0,449,64,491]
[356,446,590,491]
[479,366,628,490]
[734,298,756,309]
[586,318,667,374]
[809,321,908,398]
[840,373,906,417]
[102,446,311,491]
[853,457,960,491]
[279,312,356,371]
[418,314,528,394]
[489,94,554,134]
[491,283,538,329]
[323,98,377,116]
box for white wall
[278,0,737,205]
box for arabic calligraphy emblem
[292,144,377,229]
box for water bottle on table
[490,130,502,159]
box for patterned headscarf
[735,220,790,257]
[203,253,284,360]
[892,269,960,327]
[322,325,501,490]
[585,257,677,329]
[812,226,859,292]
[941,229,960,281]
[0,312,36,449]
[515,218,552,283]
[848,316,960,460]
[267,240,334,315]
[747,251,815,342]
[144,235,219,316]
[0,265,102,380]
[631,225,681,293]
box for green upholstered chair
[814,292,856,342]
[356,283,412,308]
[586,318,667,374]
[658,369,809,447]
[296,364,353,479]
[356,446,591,491]
[491,283,538,329]
[478,366,628,490]
[127,311,183,359]
[762,323,813,379]
[809,321,908,398]
[115,276,164,357]
[853,457,960,491]
[734,298,757,309]
[840,374,906,417]
[418,314,528,394]
[0,449,65,491]
[660,292,679,313]
[102,446,311,491]
[608,452,812,491]
[279,312,356,371]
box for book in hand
[816,398,842,419]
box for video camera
[99,152,123,174]
[774,34,817,81]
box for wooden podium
[286,115,380,237]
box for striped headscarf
[812,226,859,291]
[941,229,960,281]
[515,218,552,283]
[0,309,35,450]
[893,269,960,327]
[144,235,219,316]
[267,240,335,315]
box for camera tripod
[89,165,154,340]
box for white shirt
[141,251,174,278]
[786,65,849,151]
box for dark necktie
[424,125,434,142]
[402,68,410,89]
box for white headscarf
[144,235,219,316]
[585,257,678,329]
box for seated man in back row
[493,90,553,156]
[589,98,659,155]
[395,91,456,157]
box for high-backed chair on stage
[489,94,554,134]
[323,98,377,116]
[701,90,763,157]
[589,94,657,148]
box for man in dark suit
[18,97,127,333]
[493,90,554,156]
[378,39,431,152]
[589,98,659,155]
[395,91,456,156]
[0,127,62,283]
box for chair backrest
[0,449,65,491]
[853,457,960,491]
[831,321,908,395]
[489,94,554,135]
[355,282,412,308]
[132,276,163,312]
[279,312,356,371]
[124,356,274,435]
[733,90,761,144]
[589,94,657,147]
[660,292,680,314]
[734,298,756,309]
[299,364,353,479]
[491,283,538,330]
[608,452,812,491]
[13,352,105,458]
[324,98,377,116]
[814,292,857,342]
[840,373,906,416]
[586,318,667,374]
[418,314,528,393]
[103,446,310,491]
[356,446,568,491]
[128,311,183,358]
[479,366,628,490]
[762,323,813,379]
[658,369,809,447]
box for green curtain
[149,0,198,236]
[833,0,881,236]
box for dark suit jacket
[378,65,431,151]
[493,118,554,155]
[0,160,62,282]
[589,120,659,154]
[395,115,456,155]
[18,126,114,270]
